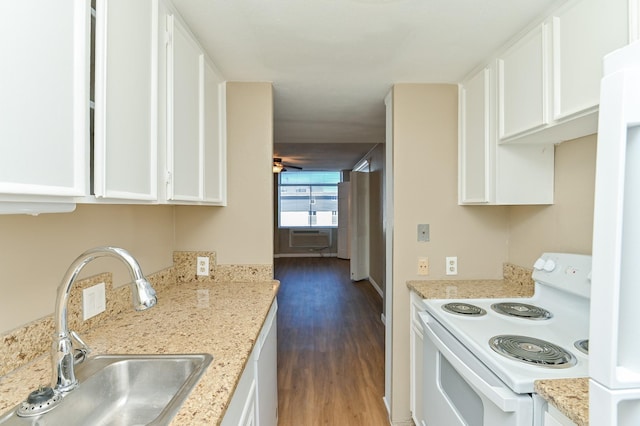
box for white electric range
[418,253,591,426]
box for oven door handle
[421,315,522,413]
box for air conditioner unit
[289,229,332,248]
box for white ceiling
[171,0,560,170]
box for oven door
[418,312,533,426]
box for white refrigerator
[590,40,640,425]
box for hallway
[275,257,389,425]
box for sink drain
[16,386,62,417]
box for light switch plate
[418,224,430,242]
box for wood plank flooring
[275,257,389,426]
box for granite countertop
[407,263,536,300]
[0,280,279,425]
[535,378,589,426]
[407,264,588,425]
[407,278,534,300]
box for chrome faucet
[52,247,157,393]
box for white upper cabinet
[460,0,638,205]
[498,24,549,140]
[167,14,202,202]
[493,0,635,145]
[93,0,158,201]
[166,13,227,205]
[459,67,491,203]
[459,66,555,205]
[202,62,227,205]
[0,0,89,207]
[550,0,629,121]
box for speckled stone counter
[0,279,279,425]
[407,263,535,300]
[536,378,589,425]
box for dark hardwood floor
[275,257,389,425]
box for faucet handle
[69,330,91,363]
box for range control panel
[532,253,592,298]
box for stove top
[441,302,487,316]
[422,253,592,394]
[489,335,577,368]
[491,302,552,320]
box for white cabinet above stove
[458,65,554,205]
[495,0,632,145]
[458,0,636,205]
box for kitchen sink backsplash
[1,251,273,376]
[173,251,273,283]
[503,263,535,289]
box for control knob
[543,259,556,272]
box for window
[278,171,341,228]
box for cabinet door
[202,61,227,204]
[551,0,629,120]
[93,0,158,200]
[0,0,88,197]
[255,305,277,426]
[167,14,203,201]
[410,293,426,426]
[543,404,577,425]
[498,24,549,140]
[459,67,491,204]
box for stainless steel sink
[0,353,213,425]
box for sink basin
[0,353,213,425]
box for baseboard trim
[274,253,338,258]
[390,420,415,426]
[382,396,414,426]
[368,276,384,298]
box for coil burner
[574,339,589,355]
[491,302,552,320]
[489,335,576,368]
[442,302,487,317]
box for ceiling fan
[273,157,302,173]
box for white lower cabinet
[542,402,577,426]
[222,300,278,426]
[410,291,426,426]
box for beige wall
[368,144,385,294]
[389,84,509,422]
[508,134,597,266]
[0,204,175,333]
[175,82,274,265]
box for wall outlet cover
[197,256,210,276]
[418,257,429,275]
[446,256,458,275]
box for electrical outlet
[197,256,210,276]
[446,256,458,275]
[83,282,106,320]
[418,257,429,275]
